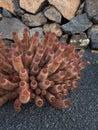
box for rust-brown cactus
[0,28,86,112]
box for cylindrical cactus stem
[12,32,20,44]
[35,96,44,107]
[14,98,22,112]
[29,32,39,53]
[11,43,19,52]
[0,38,7,50]
[30,79,37,90]
[41,90,46,96]
[31,93,36,99]
[48,85,63,94]
[74,72,83,80]
[46,92,56,102]
[47,61,60,74]
[24,51,33,68]
[31,46,44,66]
[0,94,10,106]
[54,92,63,99]
[31,55,42,66]
[78,60,86,70]
[12,52,24,72]
[0,53,6,61]
[0,58,13,73]
[0,88,8,96]
[22,28,30,49]
[7,53,13,64]
[59,57,69,69]
[41,32,49,47]
[19,68,29,82]
[54,43,66,56]
[63,80,72,87]
[38,80,52,89]
[71,80,79,88]
[49,71,65,81]
[54,53,64,64]
[37,68,48,81]
[19,89,30,104]
[0,72,9,79]
[0,78,18,90]
[63,67,78,80]
[0,91,17,106]
[19,80,29,90]
[35,88,41,95]
[77,50,84,58]
[50,99,70,108]
[30,65,40,75]
[62,89,68,96]
[47,49,54,61]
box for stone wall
[0,0,98,50]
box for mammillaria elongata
[0,28,86,112]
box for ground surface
[0,49,98,130]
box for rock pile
[0,0,98,50]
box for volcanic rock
[87,25,98,49]
[44,6,62,23]
[61,13,93,34]
[48,0,80,20]
[43,23,62,37]
[84,0,98,18]
[20,0,45,14]
[0,17,27,39]
[22,13,47,27]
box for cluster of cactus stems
[0,28,86,112]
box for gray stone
[87,25,98,49]
[0,17,27,40]
[30,27,43,42]
[84,0,98,18]
[61,13,93,34]
[92,14,98,24]
[22,13,47,27]
[70,33,90,49]
[43,23,62,37]
[2,9,12,17]
[44,6,62,23]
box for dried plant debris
[0,28,86,112]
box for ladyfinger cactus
[0,28,86,112]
